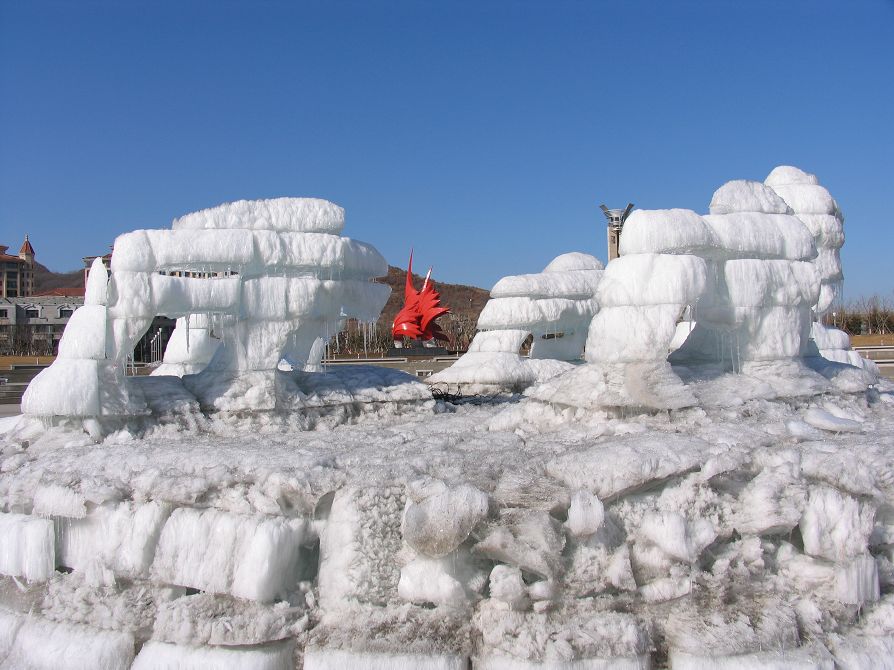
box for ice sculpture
[529,168,877,410]
[765,166,878,382]
[22,198,392,416]
[428,253,602,393]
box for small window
[0,309,7,318]
[59,309,73,318]
[25,309,39,318]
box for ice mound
[21,197,414,421]
[429,253,602,394]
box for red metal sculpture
[392,251,450,343]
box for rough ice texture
[596,254,707,308]
[542,252,604,273]
[304,650,468,670]
[318,485,405,609]
[702,213,816,261]
[722,260,819,308]
[171,197,345,234]
[586,305,685,363]
[772,183,838,216]
[402,480,489,557]
[618,209,717,255]
[708,180,793,215]
[152,508,308,602]
[132,639,295,670]
[669,644,834,669]
[3,618,135,670]
[0,512,55,582]
[55,501,171,578]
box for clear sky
[1,0,892,300]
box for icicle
[185,313,191,353]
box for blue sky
[1,0,892,300]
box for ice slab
[2,618,135,670]
[619,208,717,255]
[172,197,344,234]
[474,656,651,669]
[132,639,295,670]
[152,508,308,602]
[829,634,894,670]
[709,180,793,215]
[304,649,468,670]
[669,643,834,669]
[318,485,405,609]
[0,512,55,582]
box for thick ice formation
[429,252,603,393]
[21,198,402,417]
[531,169,877,412]
[764,166,878,383]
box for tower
[600,203,634,261]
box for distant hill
[378,265,489,325]
[32,262,85,295]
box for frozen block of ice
[800,486,874,561]
[0,610,23,663]
[33,484,87,518]
[586,304,684,363]
[835,554,880,605]
[467,330,530,354]
[814,248,842,281]
[478,297,599,331]
[709,179,793,215]
[172,197,344,234]
[55,501,171,578]
[566,490,604,538]
[398,548,486,608]
[619,208,717,255]
[803,408,863,433]
[772,184,838,216]
[669,643,834,670]
[476,656,650,669]
[110,230,156,272]
[703,213,816,260]
[597,254,707,307]
[152,508,308,602]
[318,486,405,609]
[810,322,850,350]
[640,512,716,563]
[491,270,602,300]
[22,359,100,417]
[723,260,819,308]
[542,252,604,273]
[145,229,255,270]
[56,305,107,360]
[151,274,241,317]
[107,272,155,319]
[402,481,489,557]
[0,512,55,581]
[132,639,295,670]
[84,257,109,306]
[795,214,844,249]
[829,634,894,670]
[304,650,468,670]
[3,618,135,670]
[252,231,387,278]
[765,165,820,188]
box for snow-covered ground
[2,374,894,669]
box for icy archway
[22,198,392,416]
